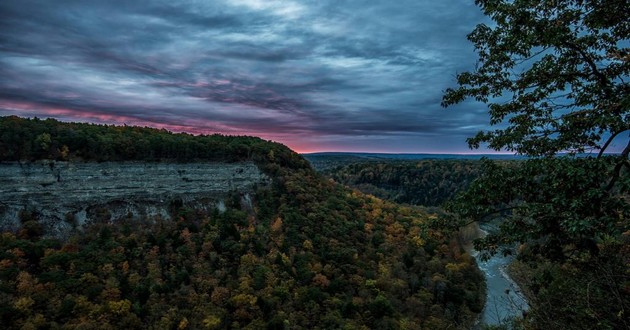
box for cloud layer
[1,0,496,152]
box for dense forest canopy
[0,116,485,329]
[320,160,483,207]
[0,115,308,173]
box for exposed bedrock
[0,161,270,237]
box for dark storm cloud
[0,0,492,152]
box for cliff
[0,161,270,237]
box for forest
[318,160,483,207]
[0,116,485,329]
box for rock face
[0,161,270,237]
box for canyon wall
[0,161,270,237]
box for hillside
[0,116,484,329]
[310,158,484,207]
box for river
[474,249,529,325]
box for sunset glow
[1,1,627,153]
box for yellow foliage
[352,296,365,306]
[177,317,189,330]
[302,239,313,250]
[281,253,291,265]
[240,253,258,269]
[16,271,36,294]
[110,246,125,255]
[399,317,422,330]
[310,261,322,272]
[231,293,257,306]
[431,274,446,283]
[203,315,222,329]
[370,208,382,219]
[378,262,392,280]
[14,296,35,312]
[101,286,121,301]
[44,248,57,257]
[108,299,131,315]
[385,222,405,237]
[238,276,253,291]
[59,145,69,160]
[20,313,47,330]
[411,235,425,247]
[412,217,424,226]
[445,262,462,273]
[1,232,16,241]
[128,272,141,286]
[101,263,114,275]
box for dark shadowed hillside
[310,158,484,207]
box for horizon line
[300,151,517,155]
[300,151,619,156]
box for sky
[0,0,569,153]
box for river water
[474,250,529,325]
[475,252,528,325]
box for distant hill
[316,159,485,207]
[0,116,484,329]
[303,152,523,172]
[304,152,611,207]
[304,151,525,160]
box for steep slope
[0,116,484,329]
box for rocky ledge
[0,161,270,237]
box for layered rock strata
[0,161,269,237]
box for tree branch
[562,41,612,97]
[605,139,630,192]
[598,130,628,159]
[456,206,523,229]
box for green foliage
[0,116,311,175]
[509,244,630,330]
[443,0,629,329]
[442,0,628,156]
[448,157,629,261]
